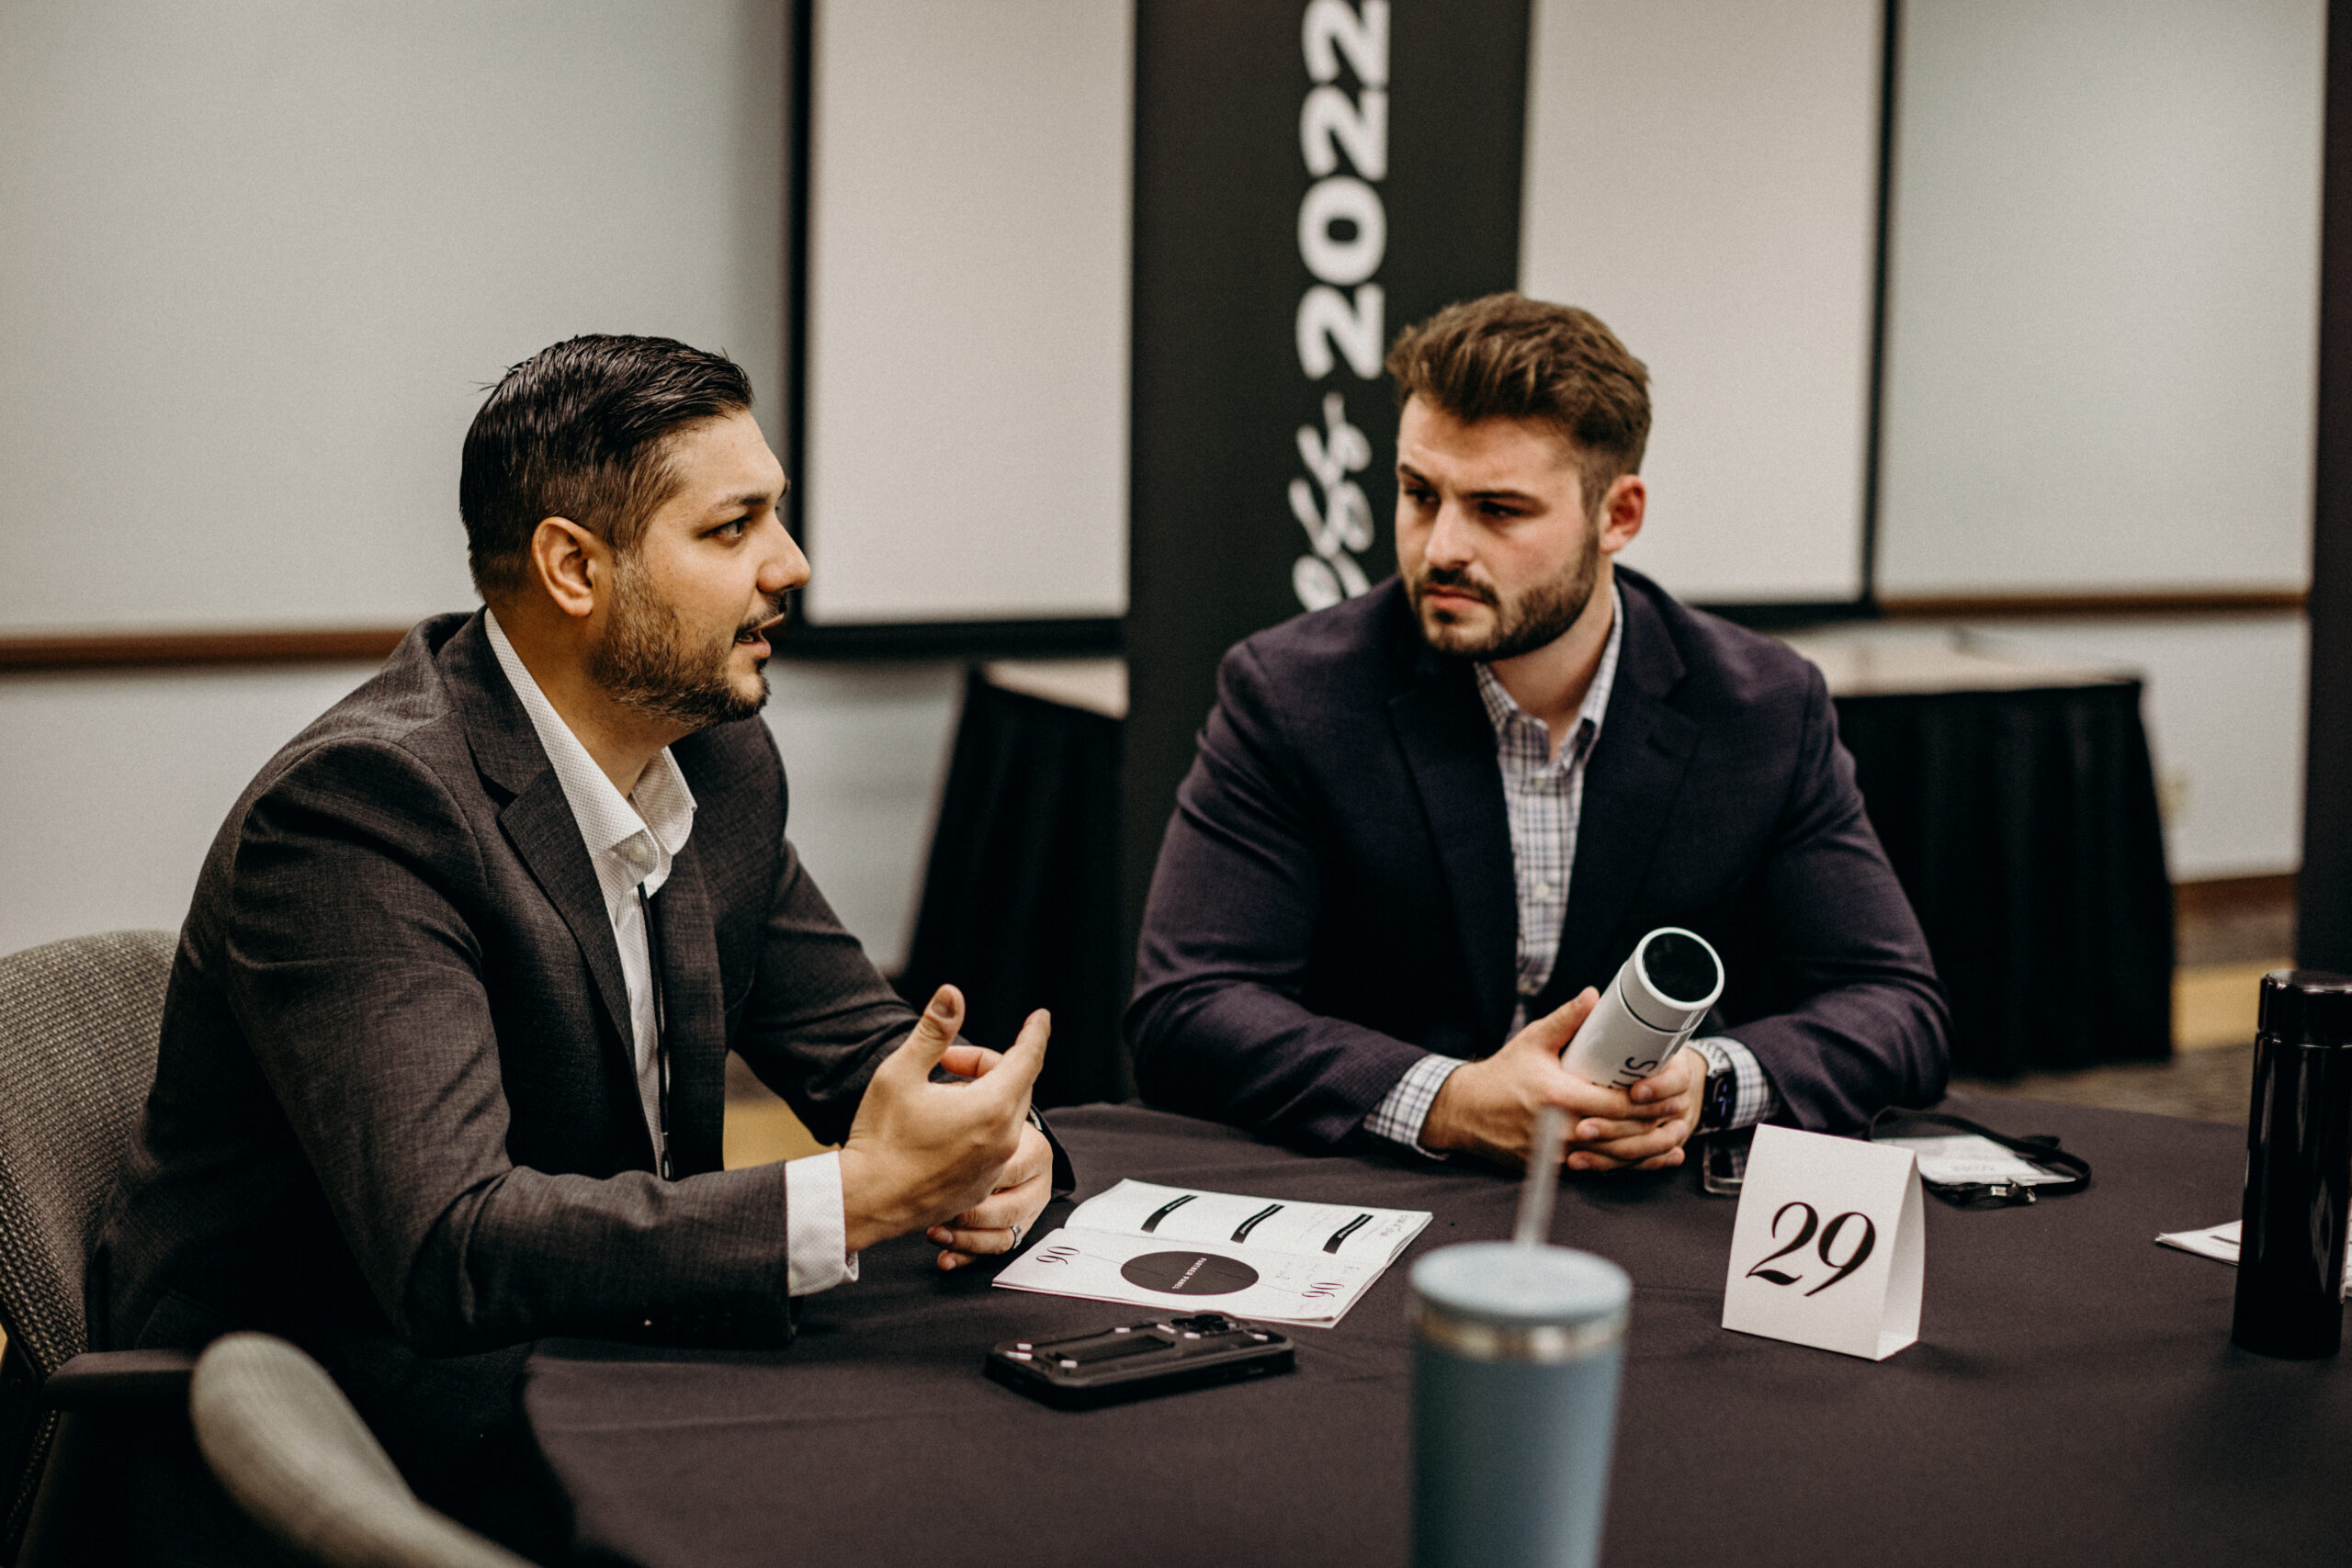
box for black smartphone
[984,1313,1295,1409]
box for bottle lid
[1623,927,1724,1033]
[2258,970,2352,1046]
[1410,1243,1630,1362]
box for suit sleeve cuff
[1363,1054,1463,1158]
[784,1150,857,1295]
[1691,1037,1778,1131]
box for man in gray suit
[92,334,1062,1555]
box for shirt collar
[1474,582,1626,762]
[483,610,696,908]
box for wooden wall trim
[1878,589,2307,619]
[0,627,412,672]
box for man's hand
[836,987,1048,1256]
[1579,1044,1703,1171]
[926,1121,1053,1270]
[1418,989,1700,1172]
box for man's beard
[1407,525,1602,662]
[590,558,776,730]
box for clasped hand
[1419,988,1703,1172]
[836,985,1056,1269]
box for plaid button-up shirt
[1364,586,1773,1153]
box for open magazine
[993,1179,1433,1327]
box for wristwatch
[1693,1044,1740,1134]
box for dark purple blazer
[1127,569,1951,1148]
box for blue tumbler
[1410,1243,1632,1568]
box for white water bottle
[1557,927,1724,1089]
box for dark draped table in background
[525,1100,2346,1568]
[900,663,2175,1100]
[900,670,1126,1107]
[1834,678,2175,1077]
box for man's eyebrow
[707,488,783,514]
[1396,463,1543,506]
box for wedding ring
[1010,1223,1023,1250]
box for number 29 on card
[1720,1124,1926,1362]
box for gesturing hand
[1418,989,1696,1173]
[837,987,1048,1255]
[926,1121,1053,1270]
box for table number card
[1721,1124,1925,1361]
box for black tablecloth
[524,1100,2348,1568]
[903,670,2176,1093]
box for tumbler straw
[1513,1107,1568,1248]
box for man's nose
[759,513,810,592]
[1422,500,1478,568]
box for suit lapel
[497,775,636,1068]
[650,845,728,1177]
[1547,585,1699,1001]
[441,615,636,1080]
[1388,659,1518,1051]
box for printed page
[2155,1220,2352,1296]
[994,1226,1388,1326]
[1066,1179,1431,1265]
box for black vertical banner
[1124,0,1532,1012]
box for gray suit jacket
[93,611,985,1363]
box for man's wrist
[835,1145,907,1257]
[1688,1037,1772,1133]
[1365,1054,1464,1157]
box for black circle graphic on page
[1119,1251,1260,1296]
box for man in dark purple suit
[1128,294,1949,1173]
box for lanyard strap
[637,883,673,1181]
[1868,1107,2091,1205]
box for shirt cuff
[783,1150,858,1295]
[1690,1037,1777,1131]
[1363,1054,1464,1158]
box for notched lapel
[445,613,639,1098]
[1388,671,1517,1049]
[651,848,727,1178]
[1549,591,1700,1000]
[499,773,635,1072]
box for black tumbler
[2232,970,2352,1359]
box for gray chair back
[0,930,176,1547]
[191,1334,531,1568]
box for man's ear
[527,517,605,620]
[1597,475,1646,556]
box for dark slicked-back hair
[1385,293,1650,518]
[459,333,753,598]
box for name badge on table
[1720,1124,1924,1361]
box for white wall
[1876,0,2324,595]
[801,0,1130,626]
[1521,0,1883,604]
[0,661,960,974]
[0,0,786,633]
[0,1,969,970]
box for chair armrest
[40,1348,197,1412]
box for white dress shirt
[485,613,854,1295]
[1365,586,1776,1155]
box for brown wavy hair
[1385,293,1650,519]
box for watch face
[1704,1067,1737,1130]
